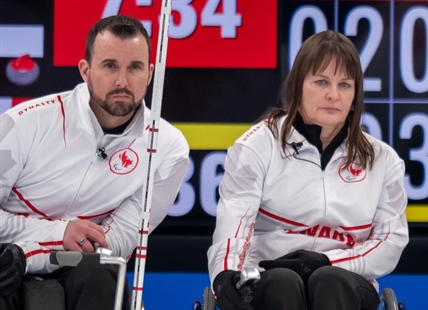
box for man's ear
[148,63,154,86]
[78,59,90,82]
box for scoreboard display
[0,0,427,234]
[279,1,428,227]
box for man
[0,15,189,309]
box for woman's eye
[316,80,326,85]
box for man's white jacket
[0,83,189,274]
[208,118,408,289]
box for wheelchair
[380,288,406,310]
[193,287,406,310]
[192,269,406,310]
[23,248,130,310]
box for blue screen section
[127,272,211,309]
[377,275,428,309]
[127,272,428,309]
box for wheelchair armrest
[49,251,100,267]
[49,251,127,310]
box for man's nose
[115,71,129,88]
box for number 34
[103,0,242,39]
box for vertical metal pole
[131,1,172,309]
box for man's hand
[213,270,254,310]
[259,249,331,283]
[0,244,26,296]
[63,220,108,253]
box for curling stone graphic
[6,54,40,86]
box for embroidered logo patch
[338,162,366,183]
[109,148,139,175]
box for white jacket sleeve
[207,143,266,284]
[0,113,69,273]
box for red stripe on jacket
[57,95,67,147]
[25,249,53,259]
[339,223,372,231]
[12,187,49,218]
[259,208,308,227]
[77,209,115,220]
[331,230,390,264]
[39,241,64,247]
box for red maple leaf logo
[349,165,362,177]
[119,151,133,168]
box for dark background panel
[363,103,390,143]
[158,150,222,234]
[338,1,391,99]
[393,2,428,99]
[0,0,82,96]
[160,68,281,123]
[393,103,428,205]
[279,1,336,80]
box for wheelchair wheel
[381,288,399,310]
[202,286,216,310]
[192,300,202,310]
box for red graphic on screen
[53,0,277,68]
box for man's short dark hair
[85,15,151,65]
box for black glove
[0,243,27,296]
[213,270,254,310]
[259,249,330,283]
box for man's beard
[88,80,144,117]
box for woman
[207,30,408,310]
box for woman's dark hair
[264,30,374,169]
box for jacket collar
[73,83,146,138]
[293,113,348,154]
[279,115,349,169]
